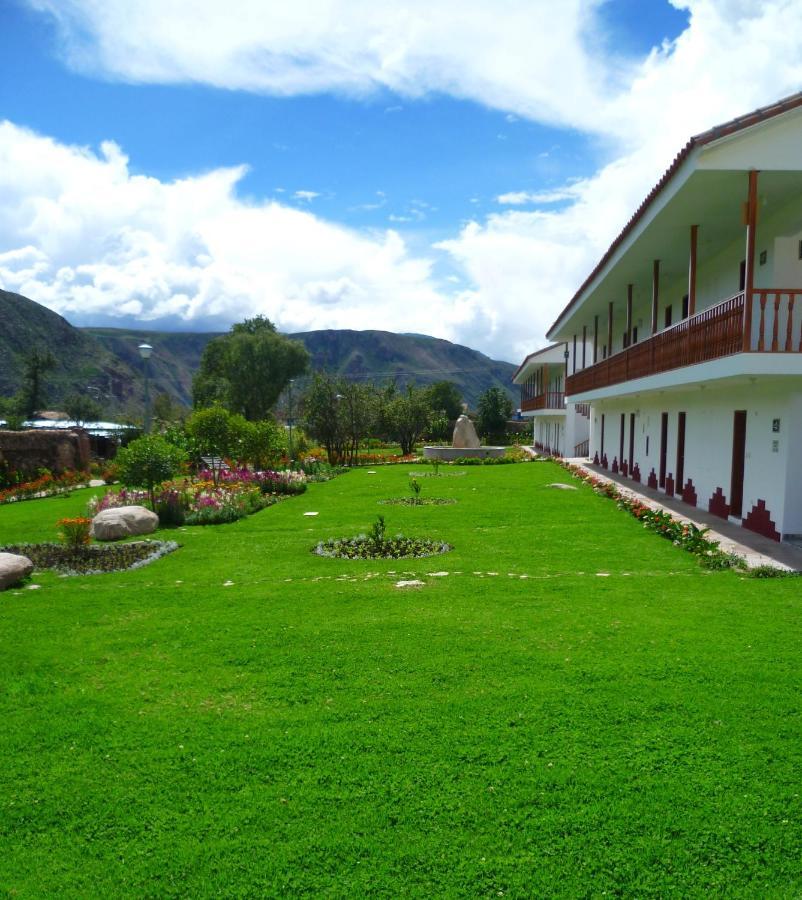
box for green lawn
[1,463,801,897]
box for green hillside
[0,290,517,415]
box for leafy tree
[186,405,248,484]
[476,387,513,443]
[116,435,186,509]
[425,381,463,421]
[303,373,347,465]
[20,348,56,417]
[193,316,310,420]
[64,392,102,427]
[242,419,287,470]
[0,395,26,431]
[339,381,378,465]
[153,392,184,428]
[383,385,432,455]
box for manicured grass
[1,463,801,896]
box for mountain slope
[0,290,517,413]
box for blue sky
[0,1,797,360]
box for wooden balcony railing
[566,289,802,395]
[521,391,566,412]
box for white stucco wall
[590,379,800,538]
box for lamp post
[138,343,153,434]
[287,378,295,462]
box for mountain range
[0,289,517,417]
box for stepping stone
[546,483,578,490]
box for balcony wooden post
[626,284,633,347]
[572,334,577,374]
[688,225,698,316]
[607,302,614,359]
[581,326,586,369]
[651,260,660,335]
[593,315,599,363]
[743,169,759,351]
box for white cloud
[27,0,614,133]
[9,0,802,365]
[496,188,580,206]
[0,121,486,346]
[293,189,320,201]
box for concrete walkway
[559,457,802,571]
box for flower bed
[378,498,457,506]
[89,479,280,526]
[558,461,741,570]
[0,540,178,575]
[314,535,452,560]
[0,469,91,505]
[314,514,452,560]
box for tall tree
[64,392,102,427]
[20,348,56,417]
[383,385,432,455]
[425,381,463,421]
[303,373,347,465]
[476,387,513,443]
[193,317,310,420]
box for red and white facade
[513,343,590,457]
[546,93,802,542]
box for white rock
[0,552,34,590]
[90,505,159,541]
[546,483,578,491]
[395,579,425,588]
[303,511,319,517]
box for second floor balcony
[521,390,566,413]
[565,288,802,396]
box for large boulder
[0,552,34,590]
[91,506,159,541]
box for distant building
[512,343,589,457]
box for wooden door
[628,412,635,471]
[730,410,747,517]
[676,411,686,492]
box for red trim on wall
[681,479,697,507]
[602,453,609,470]
[593,451,600,465]
[665,473,675,497]
[743,499,781,542]
[708,487,731,520]
[647,468,658,489]
[631,463,641,483]
[622,460,629,478]
[611,456,619,474]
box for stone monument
[423,403,505,460]
[452,404,481,449]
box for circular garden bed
[0,540,179,575]
[378,498,457,506]
[313,535,452,560]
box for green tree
[116,435,186,509]
[303,373,347,465]
[186,405,248,484]
[153,392,185,428]
[384,385,432,456]
[476,387,513,444]
[20,348,56,417]
[339,381,378,465]
[242,419,287,470]
[425,381,463,421]
[64,392,102,427]
[0,395,26,431]
[193,317,310,420]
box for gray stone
[452,414,481,449]
[91,505,159,541]
[0,552,34,590]
[546,482,578,491]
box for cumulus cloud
[0,121,483,344]
[9,0,802,363]
[27,0,614,132]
